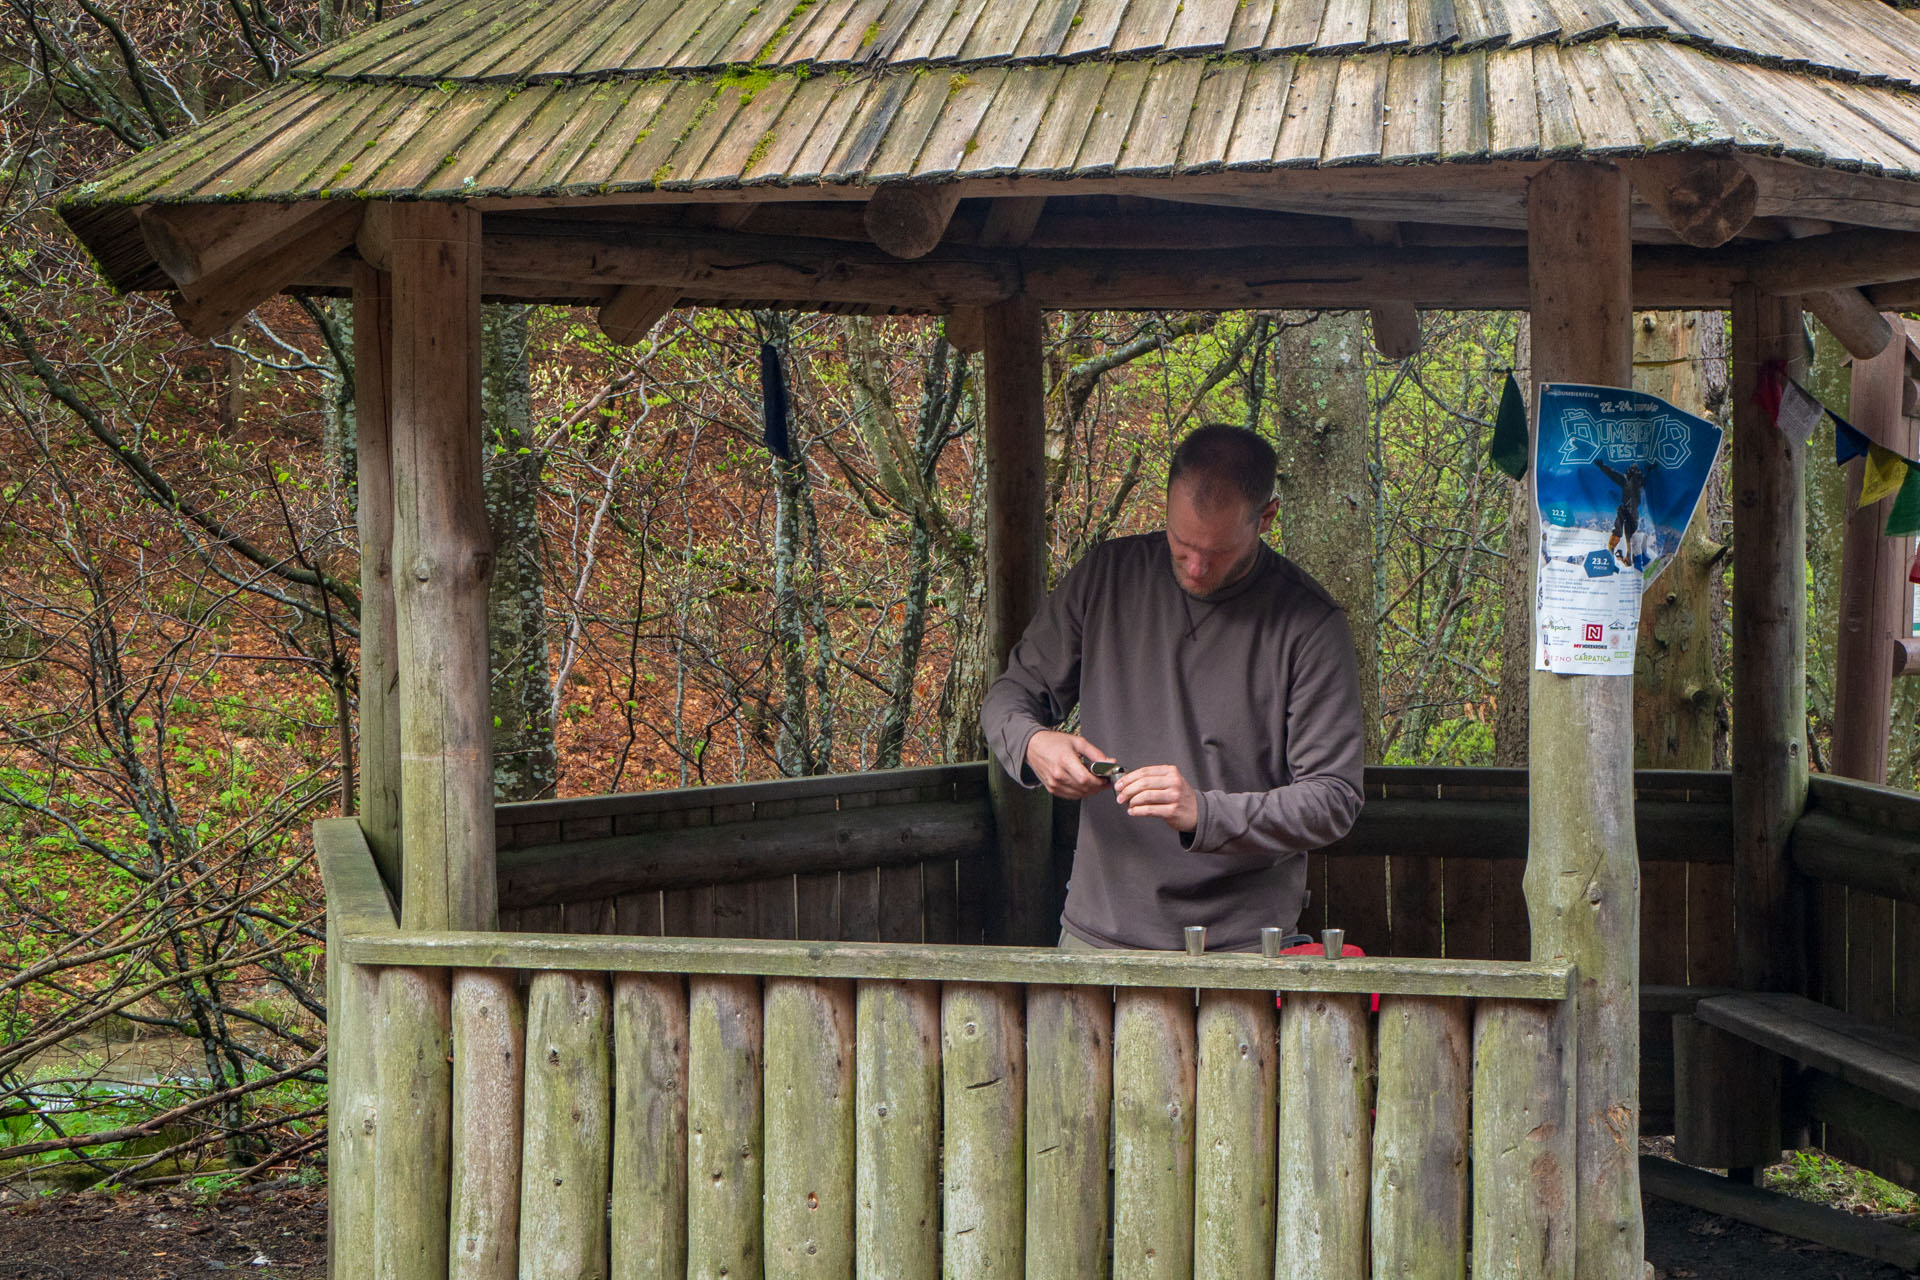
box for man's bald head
[1167,425,1277,512]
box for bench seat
[1694,991,1920,1112]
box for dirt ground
[0,1179,1909,1278]
[0,1184,325,1279]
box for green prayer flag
[1887,467,1920,537]
[1489,372,1528,480]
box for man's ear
[1257,496,1279,533]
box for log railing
[320,817,1579,1280]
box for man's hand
[1025,730,1115,800]
[1114,764,1200,833]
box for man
[980,424,1365,952]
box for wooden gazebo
[56,0,1920,1276]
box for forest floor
[0,1161,1910,1278]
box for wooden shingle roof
[56,0,1920,297]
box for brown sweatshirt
[981,533,1365,951]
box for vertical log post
[687,975,764,1279]
[1730,284,1810,993]
[763,978,856,1277]
[519,972,612,1280]
[384,200,495,933]
[1471,998,1577,1280]
[372,966,454,1280]
[942,983,1026,1276]
[352,262,401,887]
[983,294,1053,945]
[1834,320,1909,783]
[1111,987,1196,1280]
[1274,994,1372,1280]
[1194,990,1276,1280]
[449,970,524,1280]
[610,974,689,1280]
[854,980,942,1280]
[325,907,380,1280]
[1370,996,1470,1279]
[1524,159,1643,1278]
[1026,984,1112,1280]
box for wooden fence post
[983,294,1054,945]
[942,983,1026,1276]
[1524,159,1643,1279]
[449,970,524,1280]
[383,200,494,933]
[373,966,453,1280]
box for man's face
[1165,479,1278,597]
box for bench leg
[1674,1014,1782,1171]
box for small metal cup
[1322,928,1345,959]
[1260,927,1284,959]
[1184,925,1206,956]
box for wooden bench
[1694,991,1920,1113]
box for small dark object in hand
[1087,759,1124,779]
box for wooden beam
[1368,304,1422,359]
[170,203,362,338]
[1622,153,1758,248]
[386,200,496,933]
[1748,156,1920,235]
[1525,159,1642,1280]
[351,263,402,889]
[1832,321,1910,782]
[598,284,678,346]
[1753,228,1920,294]
[944,305,985,354]
[979,196,1047,249]
[1730,282,1809,992]
[1801,288,1894,360]
[864,184,963,259]
[140,199,346,286]
[983,294,1052,947]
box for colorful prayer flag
[1861,444,1910,508]
[1775,378,1825,443]
[1834,415,1873,466]
[1886,468,1920,537]
[1489,372,1529,481]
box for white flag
[1777,379,1825,444]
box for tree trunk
[1631,312,1731,770]
[1272,311,1381,761]
[482,304,558,803]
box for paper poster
[1533,384,1723,675]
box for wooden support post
[1112,988,1196,1280]
[1274,993,1372,1280]
[1370,997,1470,1278]
[1026,984,1112,1280]
[1472,999,1577,1280]
[1194,990,1277,1280]
[386,201,496,932]
[763,978,856,1276]
[519,971,611,1280]
[1525,159,1643,1279]
[597,285,677,346]
[942,983,1025,1276]
[373,966,453,1280]
[983,294,1053,945]
[1834,322,1911,783]
[325,907,379,1280]
[855,980,942,1280]
[686,975,762,1279]
[609,974,688,1280]
[1672,1013,1780,1168]
[1730,283,1810,992]
[449,970,524,1280]
[352,263,402,888]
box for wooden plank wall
[494,765,988,946]
[418,965,1573,1280]
[1800,775,1920,1185]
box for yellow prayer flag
[1861,444,1910,508]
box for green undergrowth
[1765,1150,1920,1220]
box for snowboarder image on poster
[1594,460,1647,565]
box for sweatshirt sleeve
[1185,606,1366,858]
[979,552,1094,787]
